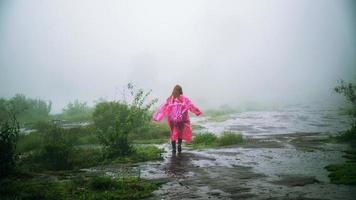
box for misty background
[0,0,355,113]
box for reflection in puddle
[165,153,192,178]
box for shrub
[17,132,42,153]
[134,146,163,162]
[191,132,217,147]
[0,120,20,178]
[190,131,244,148]
[93,83,157,158]
[129,121,169,141]
[39,124,74,170]
[217,131,244,146]
[89,176,118,190]
[325,163,356,185]
[333,125,356,142]
[334,79,356,143]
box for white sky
[1,0,355,112]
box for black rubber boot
[178,138,182,153]
[171,141,177,154]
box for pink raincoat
[153,95,202,142]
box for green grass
[325,163,356,185]
[17,132,43,153]
[133,138,168,144]
[111,145,164,163]
[189,131,244,149]
[129,122,169,141]
[190,132,218,148]
[332,125,356,144]
[191,124,204,130]
[0,176,160,200]
[217,132,244,146]
[19,145,163,172]
[325,147,356,185]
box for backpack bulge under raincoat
[169,97,188,124]
[153,95,201,142]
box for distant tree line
[0,94,51,123]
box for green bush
[134,145,164,162]
[334,79,356,144]
[89,176,118,190]
[217,131,244,146]
[93,83,157,159]
[38,124,74,170]
[325,163,356,185]
[333,125,356,143]
[0,120,20,178]
[190,132,244,148]
[190,132,217,147]
[66,125,99,146]
[17,132,42,153]
[129,121,169,141]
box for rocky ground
[84,132,356,199]
[143,133,356,199]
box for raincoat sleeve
[186,97,202,116]
[153,99,169,121]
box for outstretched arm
[186,98,202,116]
[153,99,170,121]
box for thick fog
[0,0,355,113]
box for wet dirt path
[139,133,356,200]
[83,133,356,199]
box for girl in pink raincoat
[153,85,202,154]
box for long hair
[172,85,183,99]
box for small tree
[335,79,356,122]
[0,111,20,178]
[39,123,73,170]
[335,79,356,140]
[93,83,157,158]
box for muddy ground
[85,132,356,199]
